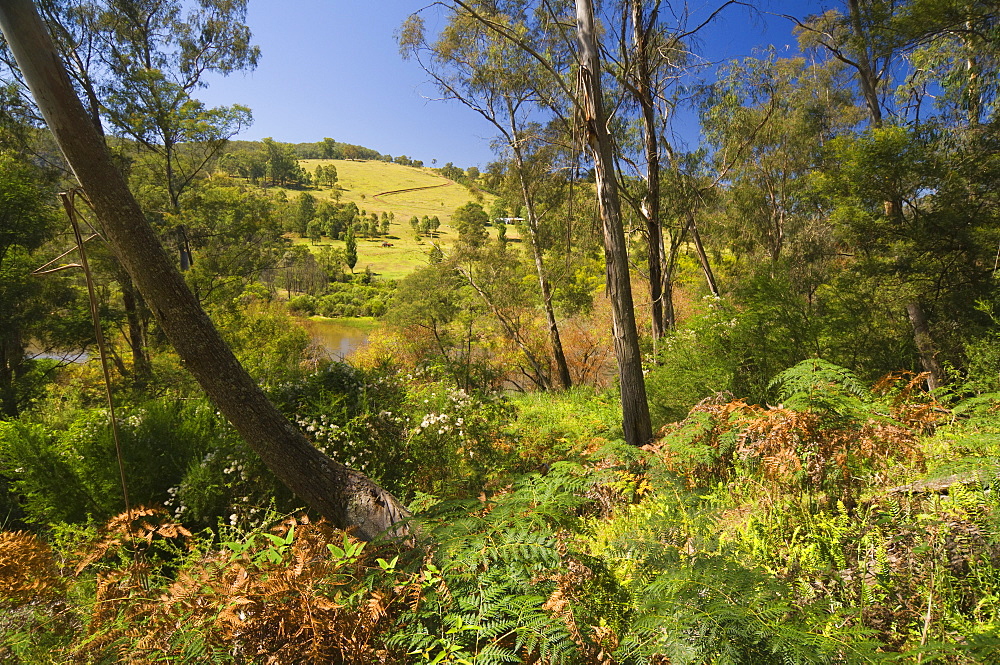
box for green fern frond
[769,359,877,425]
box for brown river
[297,317,373,359]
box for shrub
[402,379,516,497]
[268,363,517,502]
[212,298,316,388]
[286,293,316,315]
[645,295,738,428]
[268,362,412,498]
[649,361,928,505]
[0,400,230,525]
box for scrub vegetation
[1,0,1000,662]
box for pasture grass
[285,159,514,280]
[296,158,485,227]
[291,234,440,281]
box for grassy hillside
[281,159,502,280]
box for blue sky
[197,0,829,169]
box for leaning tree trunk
[686,211,719,297]
[0,0,408,541]
[576,0,653,446]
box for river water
[298,318,371,359]
[27,319,371,366]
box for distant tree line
[226,137,432,169]
[436,162,484,193]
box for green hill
[280,159,500,281]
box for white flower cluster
[295,414,368,473]
[446,387,471,408]
[164,485,186,518]
[223,462,247,481]
[413,411,468,440]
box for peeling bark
[576,0,653,446]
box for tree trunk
[0,0,408,541]
[576,0,653,446]
[115,267,152,387]
[906,301,945,392]
[521,195,572,390]
[660,235,676,330]
[506,125,572,390]
[843,2,944,389]
[0,338,18,418]
[630,0,666,341]
[846,0,883,128]
[687,212,719,297]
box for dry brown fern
[647,388,928,502]
[873,371,947,434]
[542,556,619,664]
[0,530,64,604]
[74,506,193,575]
[78,513,409,663]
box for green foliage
[645,295,738,427]
[621,554,874,664]
[388,264,501,390]
[646,276,915,427]
[507,387,623,461]
[345,225,358,271]
[176,177,287,305]
[268,363,516,502]
[390,463,594,664]
[402,380,516,497]
[286,293,317,315]
[211,298,314,388]
[451,201,489,250]
[769,358,874,424]
[312,281,393,318]
[0,399,233,525]
[0,152,68,419]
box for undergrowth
[2,360,1000,662]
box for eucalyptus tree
[400,3,575,389]
[701,53,859,270]
[8,0,260,213]
[450,198,559,391]
[344,226,358,273]
[0,0,409,540]
[389,263,489,392]
[177,178,287,306]
[401,0,652,442]
[261,138,306,187]
[893,0,1000,127]
[0,0,259,389]
[791,0,1000,390]
[610,0,733,338]
[576,0,652,444]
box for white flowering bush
[402,379,516,497]
[167,428,296,529]
[0,360,521,530]
[271,362,517,501]
[269,362,415,496]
